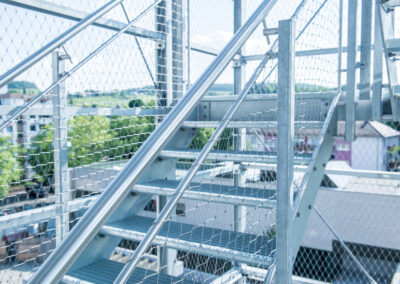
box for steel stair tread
[66,258,197,284]
[182,120,324,129]
[160,148,311,164]
[100,215,275,267]
[133,179,276,208]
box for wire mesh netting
[0,0,400,283]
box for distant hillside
[8,81,40,95]
[249,83,335,94]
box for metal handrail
[0,0,158,133]
[28,0,278,282]
[0,0,123,88]
[114,49,275,284]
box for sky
[0,0,399,93]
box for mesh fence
[0,0,399,283]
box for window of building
[30,125,36,131]
[7,126,13,133]
[176,203,185,216]
[337,143,350,152]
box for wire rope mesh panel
[0,0,400,283]
[0,0,179,282]
[99,2,342,283]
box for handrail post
[276,18,295,284]
[52,50,70,244]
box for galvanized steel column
[52,50,70,244]
[359,0,372,100]
[276,19,295,284]
[345,0,358,141]
[233,0,247,242]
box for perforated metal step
[160,149,311,164]
[133,179,276,208]
[100,215,275,267]
[64,258,197,284]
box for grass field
[68,93,155,108]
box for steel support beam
[372,1,384,120]
[376,3,400,119]
[359,0,372,100]
[345,0,358,141]
[52,51,70,244]
[291,114,337,263]
[155,0,175,274]
[276,19,295,284]
[233,0,247,260]
[242,46,370,62]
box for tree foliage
[29,114,155,183]
[189,128,233,150]
[0,137,23,198]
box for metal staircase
[0,0,399,283]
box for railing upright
[52,50,70,244]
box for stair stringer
[68,126,198,272]
[290,114,338,262]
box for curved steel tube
[0,0,123,88]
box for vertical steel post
[52,51,69,244]
[345,0,358,142]
[158,0,184,275]
[359,0,372,100]
[186,0,191,88]
[376,4,399,119]
[155,0,167,272]
[233,0,247,248]
[172,0,184,101]
[155,0,167,110]
[372,1,383,120]
[337,0,344,92]
[276,19,295,284]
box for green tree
[0,137,23,198]
[68,116,113,167]
[29,125,53,185]
[30,116,113,183]
[189,128,233,150]
[129,99,145,108]
[108,116,155,160]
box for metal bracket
[263,27,278,37]
[156,41,166,50]
[60,45,72,63]
[356,61,367,69]
[199,102,210,121]
[262,19,278,44]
